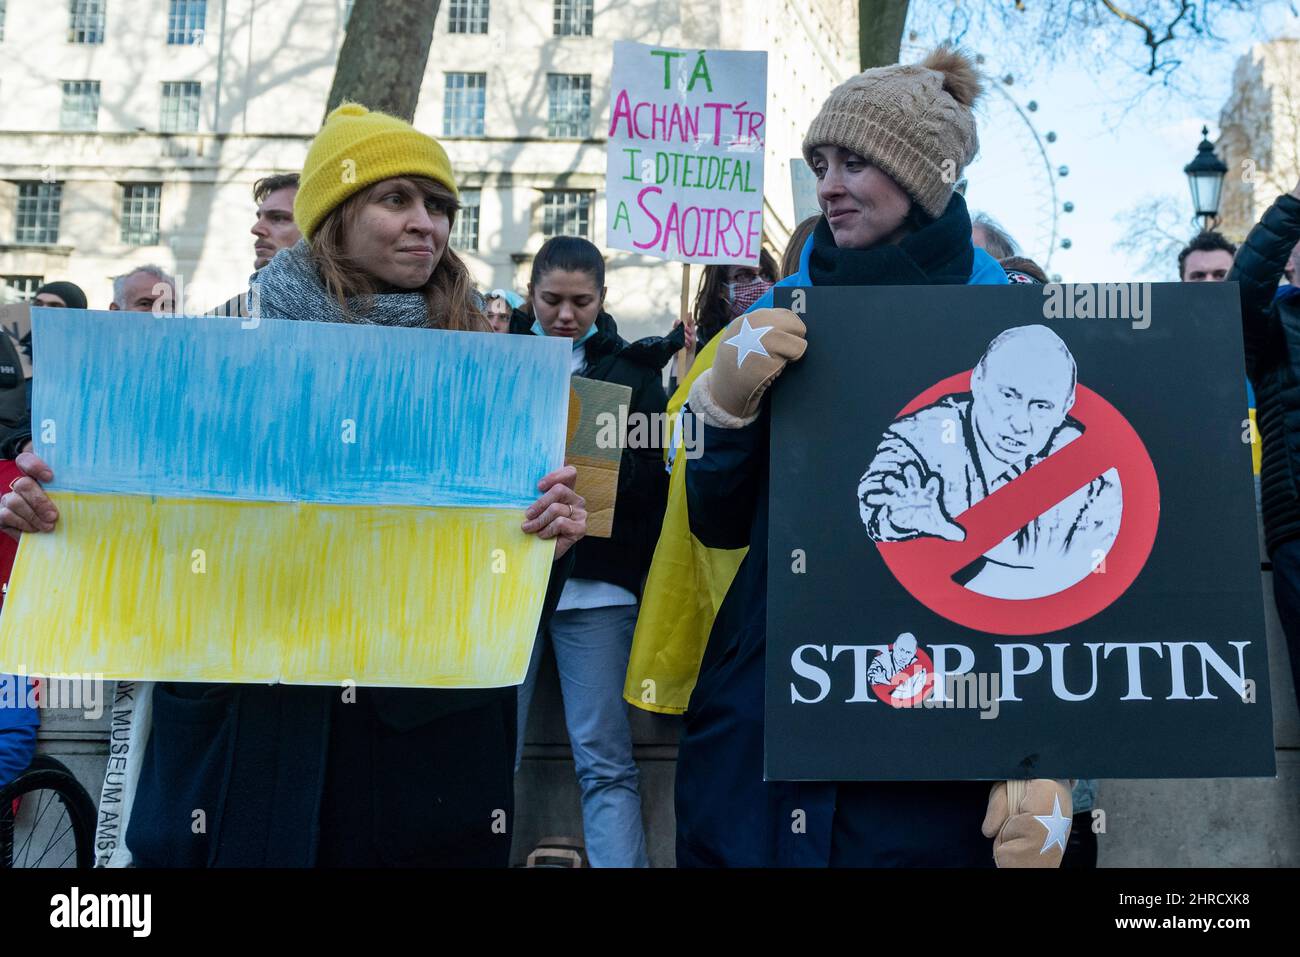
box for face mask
[726,277,773,318]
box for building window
[547,74,591,138]
[541,189,592,240]
[553,0,592,36]
[15,182,63,245]
[451,188,480,251]
[167,0,206,45]
[121,183,162,246]
[447,0,488,34]
[68,0,106,44]
[60,80,101,131]
[442,73,485,137]
[160,81,201,132]
[2,276,44,301]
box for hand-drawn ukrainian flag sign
[0,309,570,688]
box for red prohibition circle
[871,646,936,708]
[875,371,1160,637]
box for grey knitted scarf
[250,239,431,327]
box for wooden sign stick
[676,262,693,384]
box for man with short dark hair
[211,173,301,318]
[1178,231,1237,282]
[251,173,301,270]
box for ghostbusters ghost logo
[868,633,935,708]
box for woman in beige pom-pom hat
[668,46,1073,869]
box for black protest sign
[765,283,1274,781]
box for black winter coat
[675,193,1002,867]
[1232,191,1300,553]
[509,310,678,595]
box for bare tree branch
[906,0,1282,89]
[1097,0,1196,74]
[1113,193,1196,277]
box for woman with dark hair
[507,235,671,866]
[690,249,779,351]
[0,104,587,867]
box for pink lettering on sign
[631,186,762,260]
[609,90,743,146]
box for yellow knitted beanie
[294,103,458,240]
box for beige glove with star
[688,308,807,428]
[981,779,1073,868]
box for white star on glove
[1034,794,1072,855]
[723,316,774,368]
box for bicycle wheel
[0,753,97,869]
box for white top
[557,577,637,611]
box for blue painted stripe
[32,309,570,508]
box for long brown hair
[691,248,778,346]
[310,176,489,332]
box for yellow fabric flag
[624,332,747,714]
[1249,407,1262,476]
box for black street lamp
[1184,125,1229,232]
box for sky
[903,1,1300,283]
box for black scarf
[807,191,975,287]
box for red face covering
[726,277,774,318]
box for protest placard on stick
[605,41,768,267]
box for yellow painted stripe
[0,493,552,687]
[1249,408,1261,476]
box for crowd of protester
[0,40,1296,870]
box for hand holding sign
[981,779,1073,868]
[0,451,58,541]
[693,308,807,426]
[864,462,966,542]
[673,318,697,354]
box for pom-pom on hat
[294,103,458,240]
[802,44,983,218]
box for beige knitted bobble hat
[802,45,983,219]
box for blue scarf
[530,319,598,346]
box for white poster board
[605,42,768,265]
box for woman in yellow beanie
[254,102,483,331]
[0,104,588,867]
[164,105,586,867]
